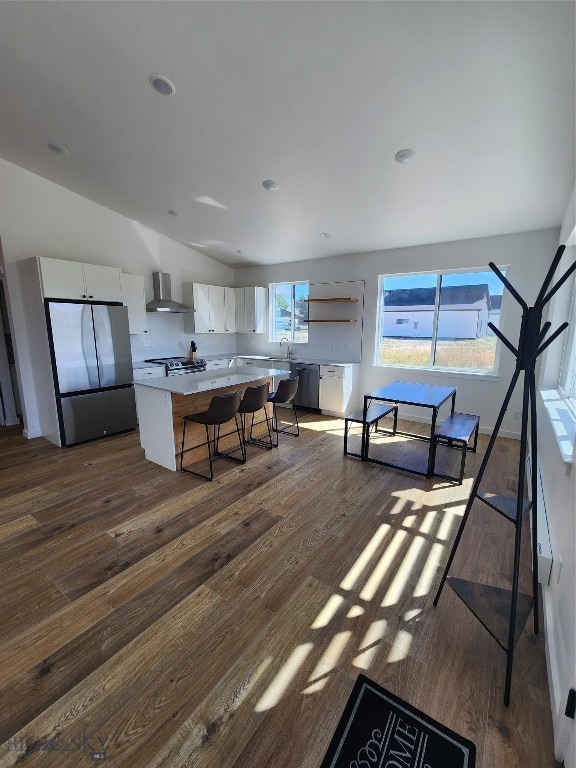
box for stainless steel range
[144,357,207,376]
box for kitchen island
[134,365,290,471]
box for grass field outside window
[378,336,498,371]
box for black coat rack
[433,244,576,706]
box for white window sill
[540,389,576,464]
[375,363,501,382]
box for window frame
[375,266,507,375]
[268,281,309,343]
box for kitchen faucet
[279,337,293,359]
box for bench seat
[344,402,398,458]
[432,412,480,484]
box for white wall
[237,228,560,436]
[537,182,576,766]
[0,158,235,438]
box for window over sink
[269,282,309,343]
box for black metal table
[361,381,457,477]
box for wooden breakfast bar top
[134,366,290,471]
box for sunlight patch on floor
[387,629,413,663]
[413,542,445,598]
[381,535,426,607]
[419,510,437,534]
[252,454,467,712]
[304,631,352,693]
[311,594,346,629]
[297,419,345,434]
[360,530,407,601]
[254,643,314,712]
[353,619,388,670]
[339,523,391,591]
[436,509,461,541]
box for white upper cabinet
[39,257,122,302]
[209,285,226,333]
[183,283,232,333]
[191,283,211,333]
[224,287,236,333]
[235,286,266,333]
[120,273,147,334]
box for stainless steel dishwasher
[290,362,320,410]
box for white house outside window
[376,268,506,373]
[269,282,309,343]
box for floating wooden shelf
[308,319,357,323]
[304,297,358,303]
[447,577,533,651]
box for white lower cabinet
[132,366,166,381]
[319,364,356,416]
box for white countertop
[133,365,290,395]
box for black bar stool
[267,377,299,446]
[238,383,274,451]
[180,390,245,481]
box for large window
[559,276,576,414]
[269,282,309,343]
[376,268,506,373]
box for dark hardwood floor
[0,414,558,767]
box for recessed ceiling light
[149,74,176,96]
[395,148,416,164]
[262,180,279,191]
[167,209,180,217]
[320,232,332,239]
[47,143,70,157]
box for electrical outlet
[344,343,351,350]
[513,410,521,419]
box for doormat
[320,675,476,768]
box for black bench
[344,401,398,458]
[431,412,480,484]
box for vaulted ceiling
[0,1,574,266]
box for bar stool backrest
[203,390,242,425]
[271,376,299,405]
[239,383,270,413]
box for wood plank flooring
[0,415,558,767]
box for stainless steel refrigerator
[45,300,137,446]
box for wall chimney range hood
[146,272,191,313]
